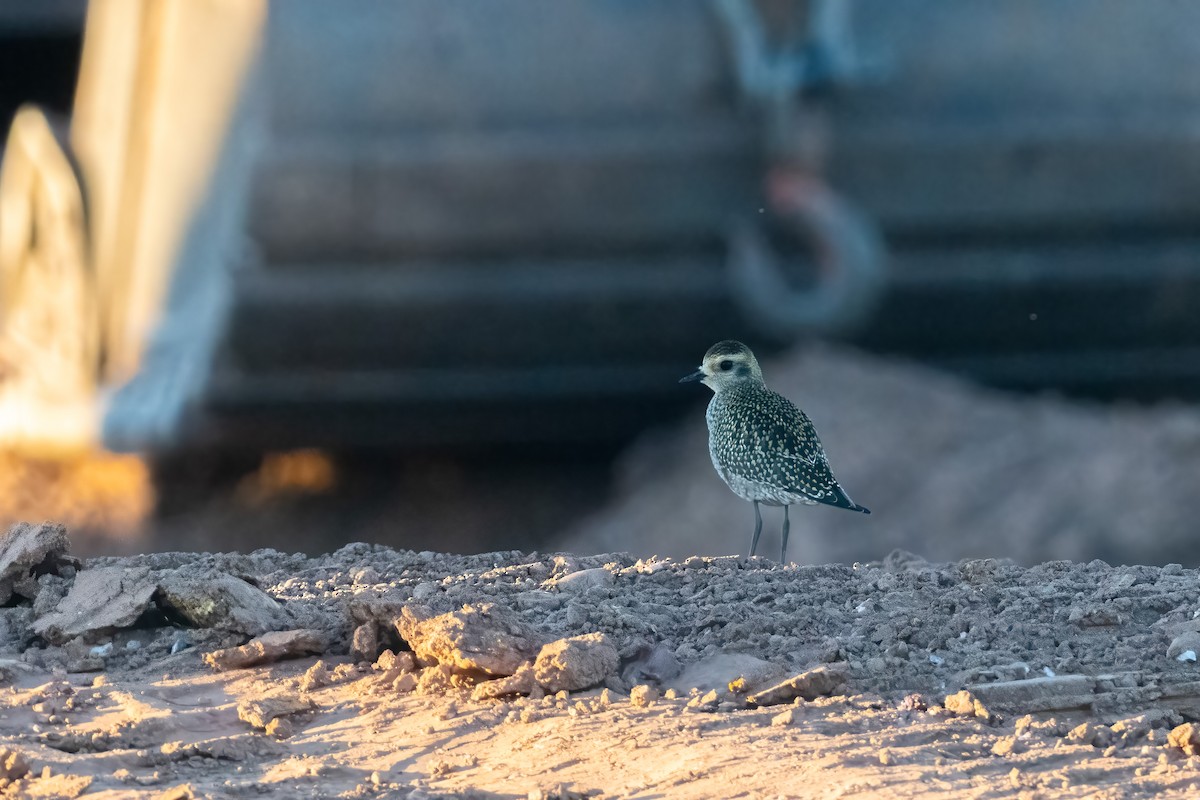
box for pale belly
[711,457,818,507]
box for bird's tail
[827,484,871,515]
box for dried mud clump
[0,747,29,782]
[944,690,999,723]
[472,663,538,701]
[466,633,621,698]
[533,633,619,693]
[33,566,158,644]
[1167,723,1200,756]
[6,530,309,675]
[33,565,283,646]
[157,784,199,800]
[629,684,659,707]
[154,573,282,634]
[237,694,317,737]
[205,629,326,671]
[667,653,782,696]
[395,603,539,677]
[748,664,849,706]
[349,622,380,662]
[0,522,73,604]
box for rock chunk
[0,522,72,605]
[350,622,380,662]
[1168,631,1200,662]
[1066,721,1111,747]
[748,664,848,706]
[33,564,282,645]
[375,650,416,675]
[622,642,683,685]
[204,629,325,670]
[991,736,1023,756]
[0,747,29,781]
[155,573,281,636]
[965,675,1094,712]
[943,689,998,723]
[534,633,619,693]
[394,603,538,677]
[629,684,659,707]
[33,567,157,644]
[299,660,332,692]
[1168,723,1200,756]
[22,773,92,797]
[237,694,316,730]
[1110,710,1180,746]
[771,708,799,727]
[687,689,721,712]
[553,568,614,592]
[392,672,418,693]
[668,653,783,695]
[472,663,537,701]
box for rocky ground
[3,522,1200,798]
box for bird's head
[679,340,764,393]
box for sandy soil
[3,523,1200,798]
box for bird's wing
[748,396,866,511]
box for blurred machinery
[0,0,265,455]
[2,1,1200,461]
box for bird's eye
[719,359,734,371]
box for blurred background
[2,0,1199,564]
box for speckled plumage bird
[680,340,869,562]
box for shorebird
[680,340,869,562]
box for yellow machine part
[0,106,96,454]
[0,0,265,455]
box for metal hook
[728,171,885,338]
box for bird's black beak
[679,369,705,384]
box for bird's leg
[749,501,763,558]
[781,505,791,564]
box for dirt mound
[558,343,1200,566]
[7,527,1200,713]
[3,525,1200,796]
